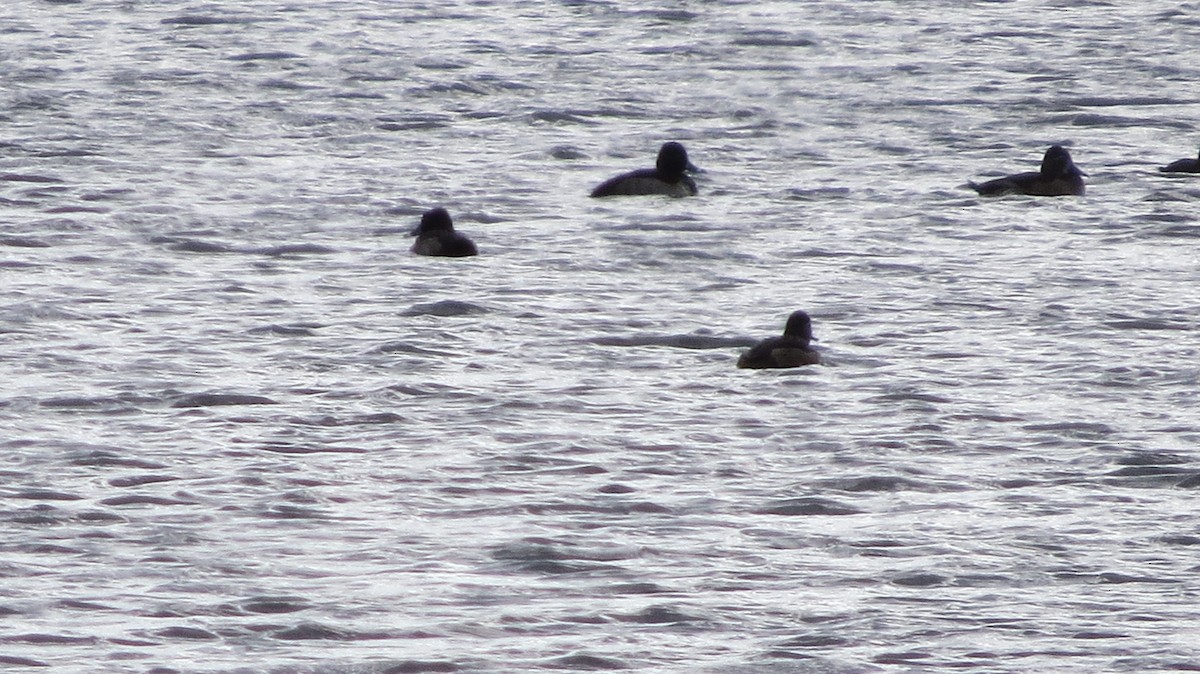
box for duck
[590,141,698,197]
[968,145,1085,196]
[410,207,477,257]
[737,310,820,369]
[1159,148,1200,173]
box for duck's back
[970,171,1084,197]
[412,232,477,257]
[1160,158,1200,173]
[736,337,820,369]
[590,169,697,198]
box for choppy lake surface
[3,1,1200,672]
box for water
[3,1,1200,672]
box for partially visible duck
[590,141,698,198]
[410,207,477,257]
[1159,148,1200,173]
[968,145,1085,196]
[737,310,820,369]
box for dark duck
[590,141,698,198]
[410,207,477,257]
[1159,147,1200,173]
[968,145,1085,196]
[737,310,821,369]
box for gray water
[3,1,1200,672]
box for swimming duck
[410,208,477,257]
[1159,148,1200,173]
[737,310,820,369]
[968,145,1085,196]
[590,141,698,197]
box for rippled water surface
[3,1,1200,672]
